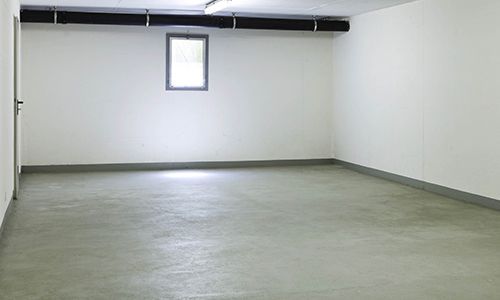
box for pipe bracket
[53,6,57,24]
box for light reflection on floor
[160,170,214,179]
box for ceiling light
[204,0,232,15]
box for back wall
[21,24,334,166]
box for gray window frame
[166,34,209,91]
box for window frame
[166,34,209,91]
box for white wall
[0,0,19,226]
[21,25,334,166]
[333,0,500,200]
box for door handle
[15,99,23,115]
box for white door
[13,16,22,200]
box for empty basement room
[2,0,500,298]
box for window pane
[170,38,205,88]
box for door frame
[13,15,21,200]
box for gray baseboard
[333,159,500,211]
[0,195,14,239]
[22,159,336,174]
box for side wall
[0,0,20,227]
[21,24,333,166]
[333,0,500,200]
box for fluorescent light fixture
[204,0,231,15]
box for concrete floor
[1,165,500,299]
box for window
[166,34,209,91]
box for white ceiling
[21,0,417,17]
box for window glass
[167,35,208,90]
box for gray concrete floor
[1,165,500,299]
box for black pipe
[20,9,350,32]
